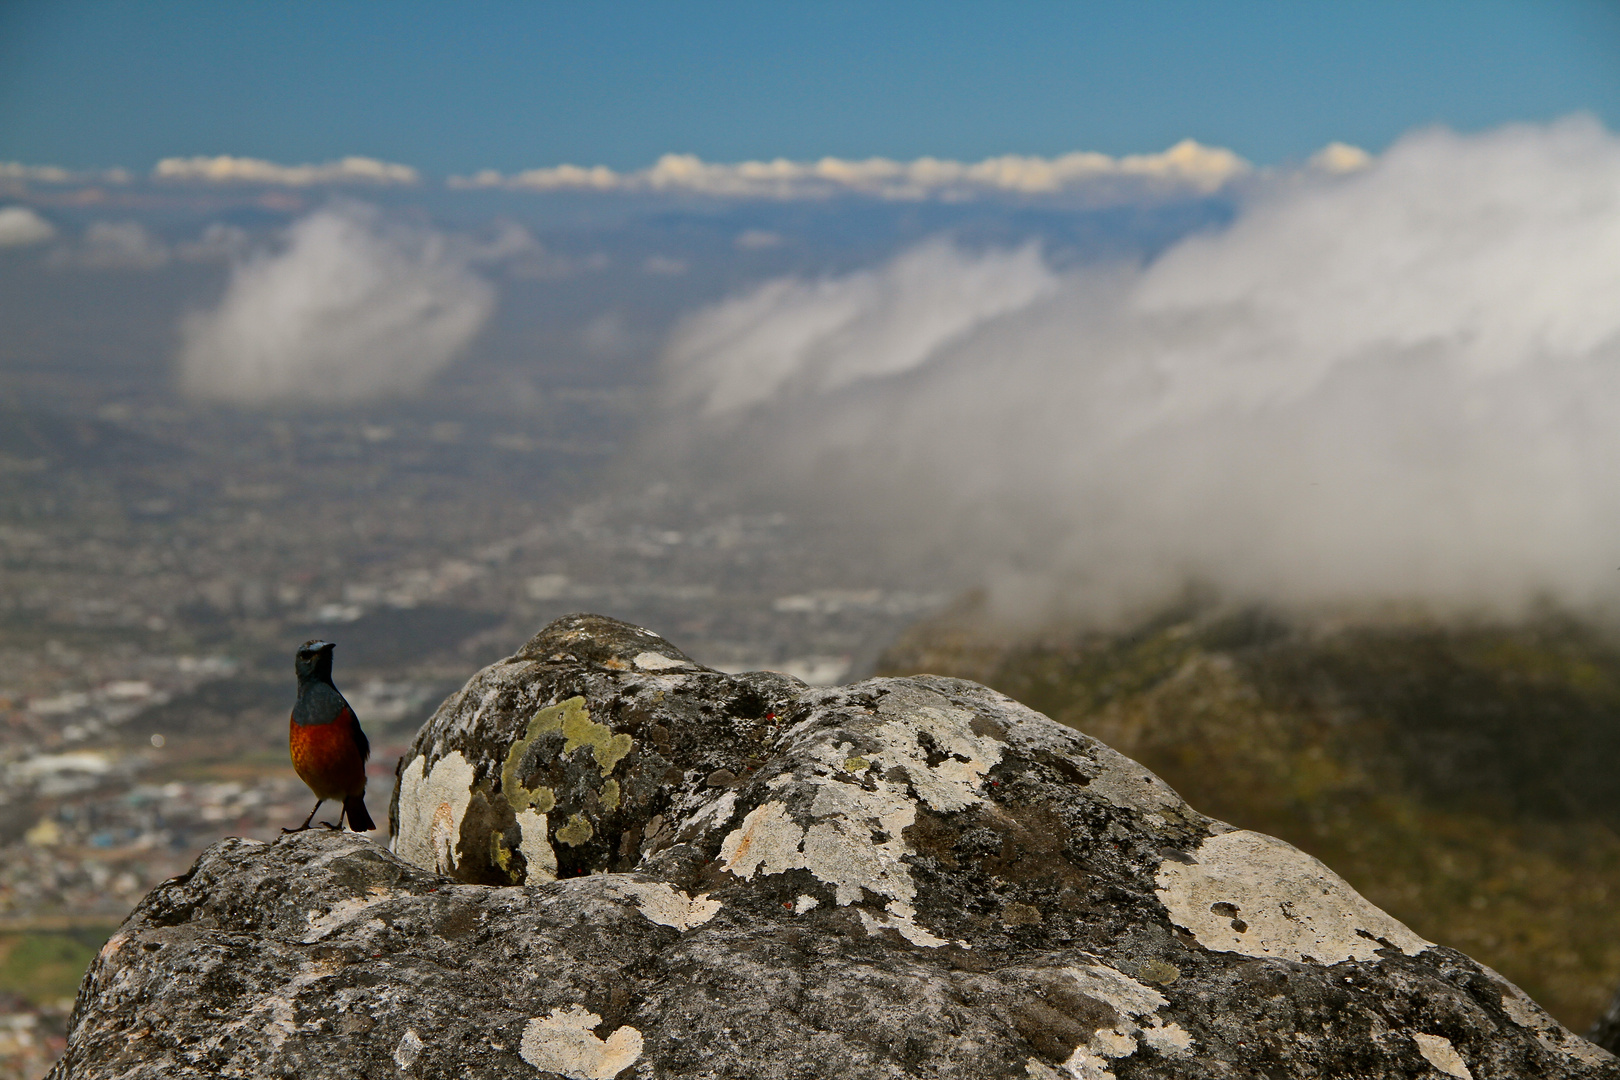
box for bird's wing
[343,703,371,762]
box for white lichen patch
[393,751,475,875]
[718,802,808,882]
[520,1005,643,1080]
[856,901,952,948]
[1155,829,1431,964]
[793,894,819,914]
[300,892,396,943]
[676,790,738,842]
[1081,744,1184,817]
[394,1029,424,1069]
[1046,962,1193,1080]
[804,781,917,906]
[632,650,691,671]
[515,808,557,881]
[612,880,722,931]
[715,691,1000,948]
[719,790,948,943]
[869,694,1003,812]
[1413,1033,1473,1079]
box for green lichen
[557,701,634,777]
[843,755,869,773]
[1137,958,1180,985]
[601,778,621,811]
[556,812,594,847]
[502,701,568,812]
[492,830,512,872]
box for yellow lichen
[557,701,634,777]
[502,697,594,811]
[601,779,621,811]
[1137,958,1180,985]
[556,812,594,847]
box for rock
[1594,985,1620,1054]
[53,614,1620,1078]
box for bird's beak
[311,641,336,653]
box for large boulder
[52,614,1620,1078]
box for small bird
[285,639,375,832]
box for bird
[285,639,375,832]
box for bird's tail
[345,794,376,832]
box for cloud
[174,222,251,262]
[664,239,1057,415]
[154,155,419,186]
[0,163,133,184]
[46,221,169,269]
[653,117,1620,624]
[1307,142,1374,173]
[178,203,494,405]
[735,229,784,250]
[0,206,55,246]
[451,140,1255,203]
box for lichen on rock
[51,614,1620,1078]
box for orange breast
[289,713,366,800]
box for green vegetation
[879,603,1620,1032]
[0,929,107,1007]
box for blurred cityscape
[0,381,947,1074]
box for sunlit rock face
[54,615,1619,1079]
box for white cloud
[1307,142,1373,173]
[47,221,169,269]
[451,140,1254,203]
[0,206,55,247]
[664,239,1057,416]
[0,163,132,184]
[654,117,1620,624]
[0,163,77,183]
[178,203,493,404]
[154,155,419,186]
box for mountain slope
[879,602,1620,1031]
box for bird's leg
[283,799,323,833]
[329,803,348,831]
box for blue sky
[3,1,1619,174]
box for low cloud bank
[454,140,1260,203]
[665,240,1058,414]
[178,203,493,405]
[155,155,419,186]
[656,117,1620,624]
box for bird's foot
[281,824,311,834]
[321,821,342,831]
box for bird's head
[294,639,337,683]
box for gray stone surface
[53,614,1620,1078]
[1593,986,1620,1055]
